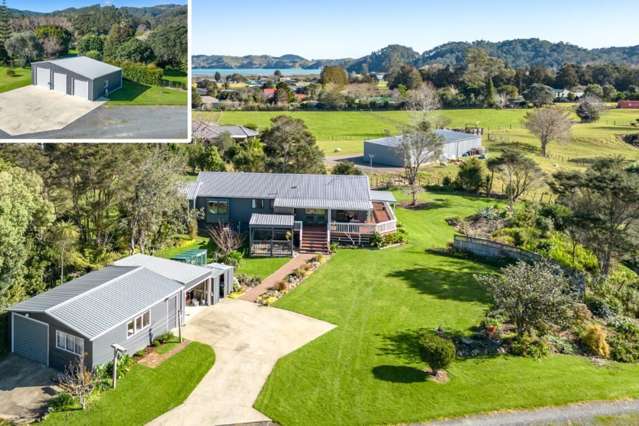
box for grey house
[31,56,123,101]
[193,120,259,141]
[184,172,398,256]
[8,255,233,370]
[364,129,483,167]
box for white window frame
[55,330,84,356]
[126,309,151,339]
[252,199,265,209]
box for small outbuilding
[363,129,483,167]
[31,56,123,101]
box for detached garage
[31,56,123,101]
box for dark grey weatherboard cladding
[31,56,122,101]
[11,314,48,366]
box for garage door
[12,314,49,366]
[73,79,89,99]
[53,72,67,94]
[36,67,50,89]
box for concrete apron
[0,85,104,136]
[148,299,335,426]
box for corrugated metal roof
[366,129,481,147]
[48,268,182,340]
[8,266,138,313]
[181,181,201,200]
[273,198,372,211]
[193,121,258,140]
[34,56,121,79]
[114,254,212,288]
[196,172,373,211]
[249,213,294,227]
[370,190,397,203]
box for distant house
[618,100,639,109]
[195,87,208,96]
[199,96,220,110]
[8,255,233,370]
[192,120,259,141]
[263,88,276,98]
[364,129,483,167]
[183,172,398,256]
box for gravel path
[419,400,639,426]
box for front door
[304,209,327,225]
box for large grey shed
[363,129,483,167]
[31,56,123,101]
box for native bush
[510,333,550,358]
[117,61,164,86]
[580,324,610,358]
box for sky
[11,0,186,13]
[193,0,639,58]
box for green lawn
[254,192,639,425]
[108,79,187,106]
[0,66,31,93]
[162,68,188,86]
[155,236,209,259]
[236,257,290,279]
[43,342,214,426]
[197,109,639,173]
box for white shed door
[73,79,89,99]
[36,67,50,89]
[53,72,67,94]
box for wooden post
[112,350,118,389]
[178,308,183,343]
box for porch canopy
[370,190,397,204]
[249,214,295,257]
[273,198,372,211]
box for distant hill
[7,4,186,22]
[195,38,639,72]
[192,54,352,70]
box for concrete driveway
[149,300,335,426]
[0,354,58,423]
[0,86,104,136]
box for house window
[55,330,84,356]
[208,200,228,215]
[252,199,265,209]
[127,310,151,338]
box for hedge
[114,61,164,86]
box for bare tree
[406,83,440,115]
[57,354,96,410]
[399,121,444,206]
[524,107,573,157]
[495,150,545,210]
[208,224,244,261]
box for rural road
[0,106,188,140]
[420,399,639,425]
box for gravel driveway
[0,105,188,140]
[148,299,335,426]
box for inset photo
[0,0,188,141]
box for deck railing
[330,202,397,235]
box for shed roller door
[12,314,48,366]
[53,72,67,94]
[73,79,89,99]
[36,67,50,89]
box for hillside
[194,38,639,72]
[192,54,352,69]
[7,3,186,22]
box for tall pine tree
[0,0,10,44]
